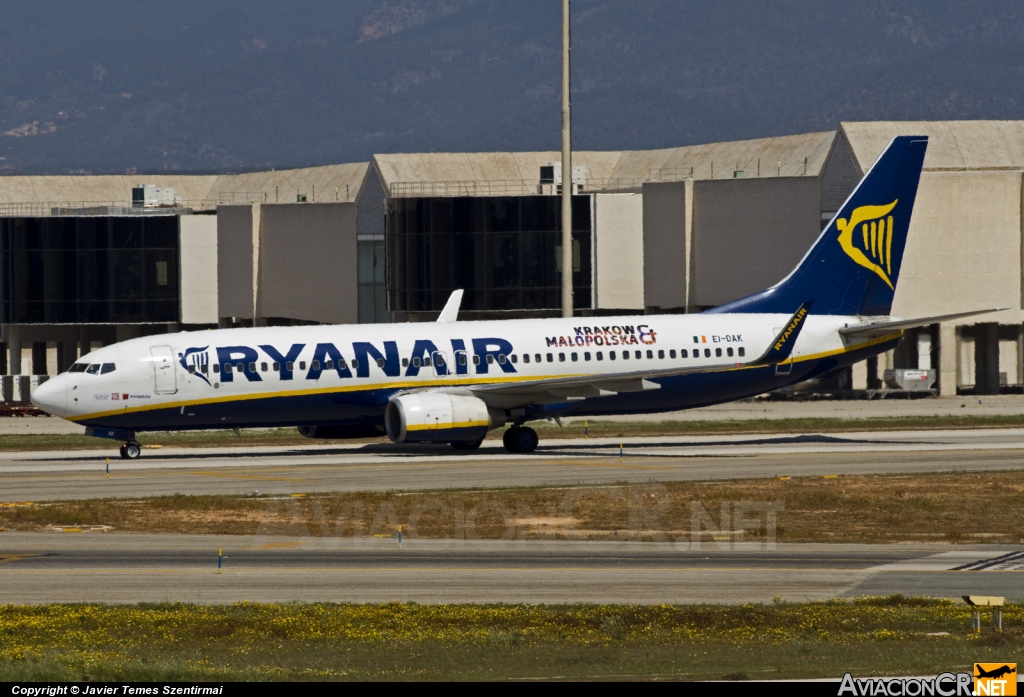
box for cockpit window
[101,363,116,374]
[68,363,88,373]
[85,364,101,375]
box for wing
[469,301,813,408]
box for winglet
[753,301,814,365]
[437,289,464,323]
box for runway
[0,533,1020,604]
[3,428,1024,501]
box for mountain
[1,0,1023,175]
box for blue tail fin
[708,135,928,316]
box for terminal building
[2,121,1024,401]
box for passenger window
[680,349,687,358]
[647,350,653,359]
[299,361,307,370]
[570,352,578,362]
[610,351,616,360]
[535,354,542,363]
[350,359,359,369]
[622,351,629,360]
[424,357,431,367]
[523,354,530,364]
[200,364,208,373]
[213,364,220,373]
[325,360,334,370]
[413,357,421,368]
[248,362,256,372]
[402,358,409,368]
[273,362,280,371]
[312,360,321,371]
[498,354,506,364]
[670,350,677,358]
[69,363,88,373]
[704,349,711,358]
[596,351,603,361]
[261,362,268,372]
[188,365,196,375]
[376,358,385,368]
[223,364,232,374]
[486,355,494,364]
[86,364,100,374]
[511,354,518,363]
[727,347,734,357]
[738,347,746,357]
[558,353,565,362]
[546,353,553,363]
[584,352,591,361]
[285,361,293,371]
[658,350,664,359]
[635,351,642,359]
[101,363,116,374]
[458,354,467,366]
[473,355,481,365]
[715,348,722,358]
[237,363,245,373]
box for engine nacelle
[385,393,504,444]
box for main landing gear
[119,441,142,460]
[502,426,539,453]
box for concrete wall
[257,203,358,324]
[216,206,256,320]
[892,171,1022,320]
[642,181,689,311]
[691,177,821,308]
[179,215,218,325]
[594,193,644,310]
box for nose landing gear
[119,441,142,460]
[502,426,539,453]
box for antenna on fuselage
[437,289,464,323]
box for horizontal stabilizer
[839,308,1008,338]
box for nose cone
[31,375,67,418]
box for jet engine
[385,392,504,444]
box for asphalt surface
[3,429,1024,501]
[0,534,1020,604]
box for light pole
[560,0,573,318]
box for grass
[3,471,1023,544]
[0,597,1019,681]
[5,412,1024,452]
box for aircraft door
[150,345,178,394]
[432,351,450,377]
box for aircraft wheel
[513,427,539,453]
[451,438,483,451]
[502,427,520,453]
[118,445,128,460]
[123,442,142,460]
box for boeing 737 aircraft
[30,136,994,459]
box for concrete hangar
[2,120,1024,403]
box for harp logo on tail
[836,200,898,289]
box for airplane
[30,135,997,459]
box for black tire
[502,427,520,453]
[123,442,142,459]
[118,445,128,460]
[514,427,539,453]
[451,438,484,451]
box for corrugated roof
[0,175,217,207]
[207,163,369,205]
[841,121,1024,174]
[373,151,622,193]
[609,131,837,184]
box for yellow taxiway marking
[185,472,312,483]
